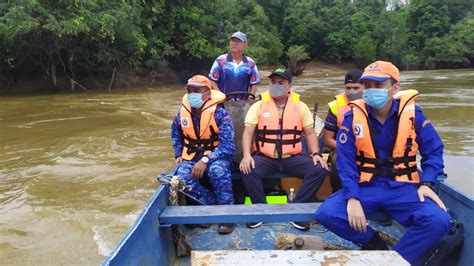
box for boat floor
[174,221,406,265]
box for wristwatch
[312,152,323,158]
[201,156,209,164]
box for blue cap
[230,31,247,42]
[359,76,390,82]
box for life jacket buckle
[390,168,399,176]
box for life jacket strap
[356,155,417,166]
[256,128,303,135]
[404,137,414,180]
[358,165,418,177]
[255,136,303,145]
[182,126,219,160]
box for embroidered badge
[181,118,190,127]
[339,132,348,144]
[353,124,364,138]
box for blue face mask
[187,93,204,108]
[362,88,390,109]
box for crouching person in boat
[315,61,451,265]
[323,69,364,192]
[170,75,236,234]
[240,67,329,231]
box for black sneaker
[218,223,236,234]
[246,222,263,229]
[184,224,211,229]
[198,224,211,228]
[184,224,198,229]
[291,222,310,231]
[361,231,389,250]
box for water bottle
[288,188,295,203]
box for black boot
[361,231,389,250]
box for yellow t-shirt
[244,100,314,128]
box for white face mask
[269,84,287,97]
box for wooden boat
[102,94,474,265]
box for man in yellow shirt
[239,67,329,231]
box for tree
[424,15,474,68]
[0,1,154,89]
[407,0,450,55]
[287,45,310,75]
[353,35,377,67]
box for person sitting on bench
[170,75,236,234]
[239,67,329,231]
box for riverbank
[0,61,358,94]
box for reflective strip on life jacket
[328,93,350,128]
[349,89,420,183]
[255,91,303,158]
[180,90,226,161]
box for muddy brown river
[1,68,473,264]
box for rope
[169,176,192,257]
[324,243,350,250]
[378,231,399,247]
[162,175,206,206]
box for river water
[1,68,473,264]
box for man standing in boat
[171,75,236,234]
[208,31,260,96]
[323,69,364,192]
[315,61,451,265]
[240,67,329,231]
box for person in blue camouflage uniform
[170,75,236,234]
[171,109,235,205]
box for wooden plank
[191,250,409,266]
[159,202,320,224]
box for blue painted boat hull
[102,180,473,266]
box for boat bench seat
[159,202,320,224]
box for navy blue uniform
[316,100,451,264]
[171,105,235,205]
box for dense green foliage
[0,0,473,85]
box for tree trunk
[51,64,57,86]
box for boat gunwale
[439,181,474,209]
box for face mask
[269,84,287,97]
[187,93,204,108]
[362,88,390,109]
[345,89,363,100]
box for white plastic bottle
[288,188,295,203]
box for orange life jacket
[328,92,351,128]
[349,89,420,183]
[179,90,226,161]
[255,91,303,158]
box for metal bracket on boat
[157,172,173,185]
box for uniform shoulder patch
[339,132,348,144]
[340,125,349,132]
[422,119,431,128]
